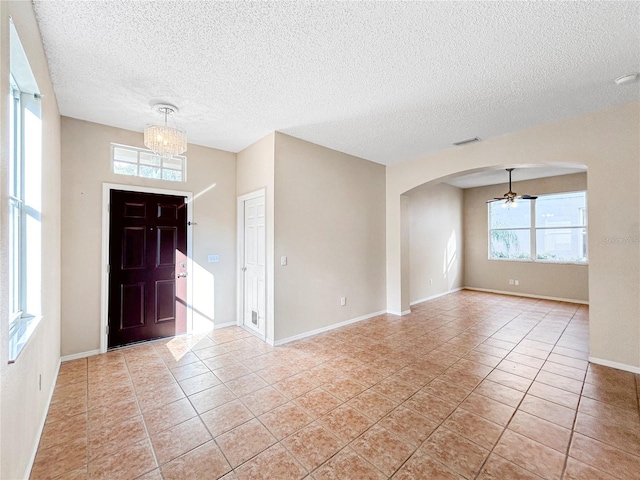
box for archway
[399,164,588,313]
[384,104,640,372]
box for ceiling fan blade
[486,169,537,204]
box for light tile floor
[31,291,640,479]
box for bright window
[489,199,532,260]
[9,18,43,362]
[489,191,587,263]
[111,143,186,182]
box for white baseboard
[589,356,640,374]
[215,321,238,329]
[273,310,387,347]
[387,309,411,316]
[61,349,101,362]
[463,287,588,305]
[410,287,464,306]
[240,324,268,343]
[25,357,61,479]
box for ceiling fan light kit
[488,168,538,207]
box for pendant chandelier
[143,103,187,157]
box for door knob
[242,267,247,272]
[177,272,188,278]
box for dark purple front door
[108,189,187,348]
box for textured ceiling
[33,1,640,165]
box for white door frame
[100,182,194,353]
[237,189,266,339]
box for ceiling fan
[487,168,538,208]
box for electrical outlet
[281,256,287,266]
[340,297,346,306]
[509,279,514,285]
[430,279,433,286]
[514,280,519,286]
[208,254,219,263]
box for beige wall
[464,173,588,302]
[386,102,640,371]
[237,133,275,342]
[273,133,386,341]
[0,2,62,478]
[407,182,464,304]
[400,195,410,314]
[60,117,237,356]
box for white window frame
[8,19,43,362]
[488,190,588,265]
[9,76,23,325]
[488,199,534,262]
[111,143,187,182]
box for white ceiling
[32,1,640,166]
[442,165,587,190]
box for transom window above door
[111,143,186,182]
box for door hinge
[106,325,109,335]
[107,264,110,273]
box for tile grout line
[452,312,554,479]
[378,344,495,476]
[559,372,587,479]
[44,295,607,480]
[332,300,572,478]
[308,357,426,478]
[208,331,400,476]
[387,299,538,476]
[156,340,236,478]
[472,305,582,480]
[212,300,560,478]
[558,310,590,480]
[122,349,163,479]
[161,334,307,477]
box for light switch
[281,256,287,266]
[208,254,220,263]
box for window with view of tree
[111,143,186,182]
[9,18,43,362]
[489,191,587,263]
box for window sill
[8,314,43,364]
[488,258,588,266]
